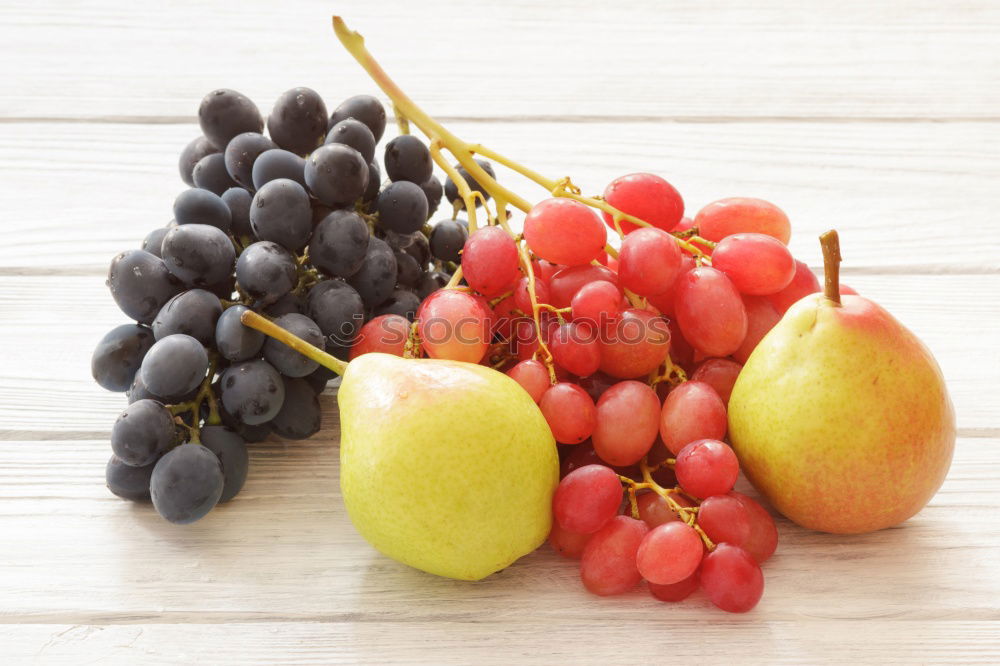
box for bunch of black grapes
[92,87,494,524]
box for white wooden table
[2,1,999,662]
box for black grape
[364,160,382,203]
[179,136,217,187]
[200,426,249,502]
[270,378,321,440]
[198,89,264,150]
[429,219,469,263]
[111,399,176,467]
[348,237,398,309]
[219,359,285,425]
[307,279,365,347]
[374,288,421,321]
[393,250,422,287]
[107,249,184,324]
[217,395,272,443]
[235,241,297,306]
[92,323,155,392]
[249,178,312,252]
[262,291,306,317]
[309,209,370,278]
[385,230,431,267]
[384,135,432,184]
[150,444,224,524]
[106,454,155,502]
[152,289,223,345]
[161,223,236,287]
[325,118,376,163]
[216,304,265,362]
[267,87,328,156]
[376,181,428,234]
[221,187,253,238]
[173,188,232,231]
[305,143,368,207]
[141,226,169,258]
[328,94,387,142]
[444,159,495,208]
[224,132,277,189]
[420,176,443,218]
[304,365,337,394]
[140,334,208,400]
[416,270,451,299]
[192,152,239,195]
[263,313,324,377]
[251,148,307,190]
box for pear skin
[338,353,559,580]
[728,293,955,534]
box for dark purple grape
[216,305,265,362]
[179,136,217,187]
[141,226,169,258]
[267,87,328,156]
[219,359,285,426]
[249,178,312,252]
[198,88,264,150]
[420,176,443,218]
[263,313,324,377]
[270,377,321,440]
[328,95,387,142]
[172,188,232,231]
[235,241,297,306]
[384,135,432,184]
[92,323,155,392]
[161,223,236,287]
[151,444,224,524]
[325,118,376,163]
[152,289,223,345]
[111,399,176,467]
[307,280,365,347]
[192,153,239,195]
[376,181,427,233]
[251,148,307,190]
[348,237,397,309]
[139,334,208,400]
[222,187,253,238]
[224,132,277,189]
[200,426,249,502]
[374,288,421,321]
[106,454,155,502]
[107,250,184,324]
[444,159,495,209]
[416,270,451,300]
[305,143,368,207]
[309,209,370,278]
[429,219,468,263]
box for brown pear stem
[819,229,843,306]
[240,310,348,376]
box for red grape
[697,495,751,546]
[766,260,820,314]
[711,233,795,295]
[580,516,648,596]
[509,318,540,360]
[571,280,622,330]
[514,276,551,313]
[733,296,781,364]
[576,371,617,402]
[417,290,490,363]
[597,309,671,379]
[490,293,518,340]
[531,258,561,284]
[524,198,607,266]
[549,521,592,559]
[690,358,742,405]
[674,267,748,357]
[617,227,683,297]
[549,322,601,377]
[549,264,618,308]
[635,522,704,585]
[673,216,714,255]
[646,253,696,318]
[675,439,739,499]
[349,314,410,359]
[729,491,779,564]
[694,197,791,244]
[699,543,764,613]
[649,572,700,602]
[553,464,623,534]
[659,381,727,455]
[461,226,520,297]
[540,382,597,444]
[637,491,691,528]
[592,380,661,466]
[601,173,684,234]
[665,318,695,370]
[506,359,550,403]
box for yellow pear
[728,231,955,534]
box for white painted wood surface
[1,1,998,663]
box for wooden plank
[0,120,998,272]
[1,1,998,120]
[0,273,993,434]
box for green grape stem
[240,310,348,376]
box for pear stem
[240,310,348,376]
[820,229,843,306]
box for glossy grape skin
[552,464,622,534]
[376,181,428,234]
[539,383,597,444]
[697,495,751,546]
[325,118,376,163]
[328,94,387,142]
[549,521,592,559]
[106,454,155,501]
[712,233,796,296]
[659,381,727,455]
[268,377,322,440]
[307,279,365,346]
[444,159,495,209]
[420,176,443,217]
[173,188,232,231]
[597,309,672,379]
[524,198,607,266]
[674,266,748,357]
[198,426,249,502]
[107,250,184,324]
[512,276,550,314]
[695,197,791,245]
[385,229,431,267]
[306,209,369,279]
[729,491,779,564]
[461,226,520,298]
[384,134,433,184]
[198,88,264,150]
[592,381,660,466]
[645,252,696,318]
[192,152,238,195]
[217,396,272,443]
[127,372,180,405]
[152,289,222,345]
[150,444,224,524]
[249,178,312,252]
[263,313,325,377]
[139,334,208,400]
[690,358,742,405]
[251,148,307,190]
[637,491,689,528]
[235,241,297,306]
[506,360,550,403]
[219,359,285,426]
[179,136,217,186]
[161,224,236,287]
[215,305,265,362]
[548,264,617,308]
[305,143,369,207]
[267,87,327,156]
[347,237,398,309]
[602,173,684,234]
[580,516,649,596]
[222,132,276,189]
[350,314,410,359]
[649,572,700,603]
[393,250,422,288]
[675,439,739,499]
[618,227,683,296]
[570,280,621,328]
[414,271,449,300]
[636,521,704,585]
[767,260,821,314]
[373,289,421,321]
[417,289,490,363]
[110,399,175,467]
[91,324,155,392]
[733,296,781,364]
[699,543,765,613]
[141,226,169,258]
[429,219,468,262]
